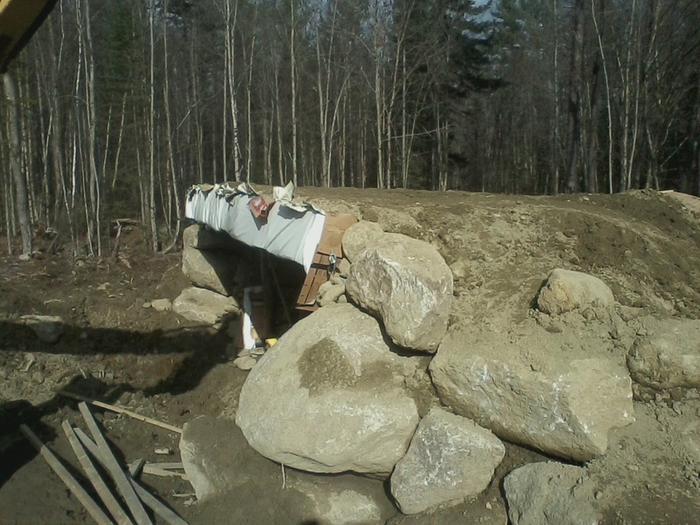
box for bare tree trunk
[552,0,560,194]
[162,0,181,253]
[592,0,614,194]
[245,34,256,181]
[375,52,384,189]
[3,72,33,256]
[290,0,298,185]
[566,0,584,193]
[148,0,158,252]
[273,63,285,185]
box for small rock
[318,280,346,307]
[150,298,172,312]
[237,348,253,358]
[20,315,64,344]
[173,287,240,325]
[234,356,257,371]
[142,302,152,309]
[537,269,614,315]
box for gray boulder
[429,331,634,461]
[20,315,64,344]
[537,269,614,315]
[390,408,504,514]
[183,223,239,251]
[504,462,601,525]
[346,233,453,353]
[235,303,420,476]
[172,286,239,325]
[182,242,237,296]
[180,416,395,524]
[342,221,384,263]
[627,318,700,390]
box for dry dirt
[1,188,699,524]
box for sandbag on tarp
[185,183,326,272]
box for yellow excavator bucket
[0,0,58,72]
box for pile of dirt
[1,189,699,524]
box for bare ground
[1,188,699,524]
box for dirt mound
[1,188,699,524]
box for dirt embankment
[1,189,699,524]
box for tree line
[1,0,699,257]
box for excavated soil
[1,189,699,524]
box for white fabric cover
[185,184,326,272]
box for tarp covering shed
[185,182,326,272]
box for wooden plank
[19,424,113,525]
[75,429,189,525]
[60,391,182,434]
[317,214,357,255]
[142,465,188,481]
[144,462,184,471]
[296,254,331,307]
[62,421,133,525]
[78,403,153,525]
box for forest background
[1,0,699,256]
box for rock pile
[179,217,698,521]
[172,224,244,327]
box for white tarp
[185,183,326,272]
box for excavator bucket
[0,0,58,72]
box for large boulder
[346,233,453,353]
[537,269,614,315]
[183,223,239,251]
[429,330,634,461]
[235,303,420,476]
[342,221,384,263]
[182,242,238,296]
[172,286,239,325]
[19,315,64,344]
[627,318,700,390]
[390,407,504,514]
[181,416,395,524]
[504,462,601,525]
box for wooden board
[295,214,357,312]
